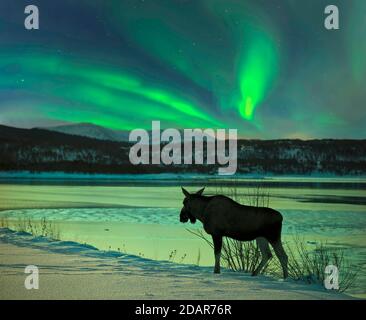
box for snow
[0,228,353,300]
[40,123,130,142]
[1,206,365,298]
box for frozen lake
[0,176,365,297]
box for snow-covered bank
[1,207,365,297]
[0,228,354,300]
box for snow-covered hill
[0,124,365,175]
[39,123,130,142]
[40,123,216,144]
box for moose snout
[180,208,189,223]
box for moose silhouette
[180,187,288,278]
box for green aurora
[0,0,365,138]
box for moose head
[179,187,205,224]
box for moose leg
[252,237,272,276]
[270,238,288,279]
[212,235,222,274]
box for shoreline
[1,215,365,299]
[1,179,364,299]
[1,171,366,181]
[0,228,357,300]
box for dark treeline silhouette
[0,125,365,175]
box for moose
[180,187,288,278]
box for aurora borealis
[0,0,365,138]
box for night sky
[0,0,365,139]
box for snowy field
[0,228,354,300]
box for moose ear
[196,187,205,196]
[181,187,190,197]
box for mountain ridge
[37,122,130,142]
[1,124,365,175]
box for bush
[188,228,262,274]
[189,180,358,293]
[273,236,358,292]
[195,179,269,273]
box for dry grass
[189,180,358,293]
[273,236,358,293]
[0,214,10,228]
[188,228,262,274]
[0,215,61,240]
